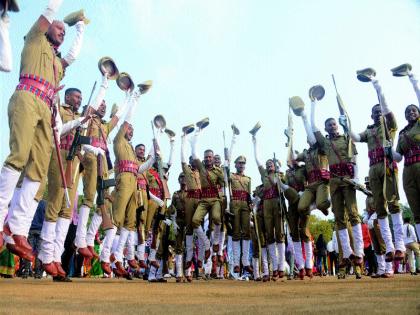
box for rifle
[51,100,71,208]
[284,106,294,166]
[341,177,373,197]
[65,81,97,187]
[223,131,233,216]
[332,74,353,157]
[96,154,115,230]
[273,153,287,227]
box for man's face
[266,160,275,172]
[204,151,214,167]
[325,118,338,135]
[96,100,106,118]
[136,145,145,159]
[125,124,134,141]
[179,175,186,186]
[214,155,221,167]
[65,91,82,112]
[235,161,246,173]
[47,20,65,46]
[371,105,382,124]
[405,105,419,123]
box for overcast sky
[1,0,420,217]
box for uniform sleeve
[113,123,125,143]
[258,165,266,177]
[396,135,404,155]
[247,177,252,194]
[314,131,326,149]
[25,21,44,43]
[351,139,358,155]
[385,112,398,133]
[359,129,368,143]
[182,163,191,177]
[193,158,204,174]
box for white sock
[86,212,102,247]
[175,254,183,277]
[378,217,395,254]
[232,240,240,267]
[385,261,393,275]
[277,242,285,271]
[54,217,71,262]
[114,227,130,262]
[185,234,194,262]
[0,166,21,231]
[242,239,251,267]
[261,247,269,276]
[293,241,304,270]
[338,228,353,258]
[304,241,313,269]
[213,224,221,245]
[126,231,136,260]
[38,221,56,264]
[376,254,385,275]
[268,243,278,271]
[351,223,364,257]
[149,248,157,262]
[391,213,406,252]
[136,243,145,261]
[148,265,157,280]
[252,257,260,279]
[74,205,91,248]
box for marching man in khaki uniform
[230,155,253,274]
[0,0,86,258]
[180,127,201,277]
[310,92,364,269]
[38,87,89,279]
[391,64,420,241]
[190,128,225,264]
[348,69,405,262]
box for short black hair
[65,88,81,97]
[324,117,335,127]
[405,104,420,114]
[135,144,145,150]
[204,149,214,155]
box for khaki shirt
[182,163,201,190]
[59,104,80,148]
[359,113,398,151]
[284,165,307,191]
[230,173,251,194]
[21,21,64,85]
[137,157,149,188]
[396,118,420,155]
[315,132,357,165]
[113,124,137,175]
[87,116,115,141]
[170,189,187,217]
[258,166,282,190]
[297,148,328,173]
[193,159,224,190]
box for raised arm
[372,78,391,115]
[301,109,316,145]
[39,0,64,31]
[252,136,262,167]
[190,130,200,161]
[167,137,175,167]
[138,146,156,173]
[408,72,420,105]
[62,21,85,68]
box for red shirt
[362,223,371,248]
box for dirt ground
[0,274,419,314]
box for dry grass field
[0,274,419,314]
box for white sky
[1,0,420,217]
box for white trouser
[293,241,304,270]
[252,257,260,279]
[391,213,406,252]
[126,231,136,260]
[338,228,353,259]
[114,227,130,262]
[261,247,269,276]
[213,224,221,245]
[194,226,210,250]
[54,217,71,262]
[351,223,364,257]
[376,254,385,275]
[38,221,56,264]
[242,239,251,267]
[218,230,225,255]
[175,254,183,277]
[304,241,313,269]
[268,243,278,271]
[185,234,194,262]
[8,177,40,236]
[86,212,102,247]
[277,242,285,271]
[74,205,91,248]
[232,241,240,267]
[0,166,21,231]
[136,243,145,261]
[100,226,117,263]
[378,217,395,254]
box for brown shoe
[204,249,211,261]
[339,258,352,268]
[394,250,405,261]
[42,262,58,277]
[272,270,279,281]
[234,265,240,273]
[110,253,116,263]
[298,268,305,280]
[87,246,99,259]
[262,275,270,282]
[217,254,224,264]
[138,260,147,269]
[278,271,284,278]
[213,244,220,253]
[305,268,313,279]
[176,277,182,283]
[255,277,262,282]
[370,273,381,279]
[381,273,393,278]
[101,262,112,275]
[186,275,193,282]
[54,262,66,278]
[77,247,93,260]
[128,259,139,270]
[385,251,394,262]
[7,235,34,261]
[197,260,203,268]
[150,260,160,269]
[244,265,254,274]
[157,278,167,283]
[115,261,128,277]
